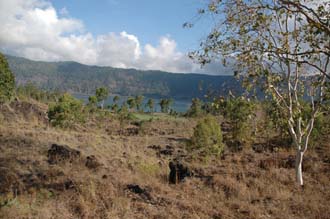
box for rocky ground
[0,100,329,219]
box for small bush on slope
[188,115,224,156]
[48,93,85,128]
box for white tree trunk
[295,150,304,186]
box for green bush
[186,98,204,117]
[188,115,224,156]
[48,93,85,128]
[220,96,255,145]
[0,53,15,103]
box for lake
[73,93,192,113]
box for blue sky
[51,0,209,52]
[0,0,229,74]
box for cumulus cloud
[0,0,230,74]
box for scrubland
[0,100,329,219]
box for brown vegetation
[0,100,329,219]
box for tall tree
[159,98,173,113]
[146,98,155,113]
[95,87,109,109]
[113,95,120,104]
[0,53,15,103]
[127,97,136,112]
[135,95,144,112]
[190,0,330,186]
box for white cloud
[0,0,229,74]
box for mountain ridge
[6,54,241,100]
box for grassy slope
[0,100,329,219]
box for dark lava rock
[0,168,22,194]
[48,144,81,164]
[169,160,192,184]
[282,155,295,169]
[159,145,174,156]
[127,184,145,194]
[85,155,102,169]
[126,184,153,202]
[47,179,76,191]
[147,145,161,150]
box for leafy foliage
[48,93,85,128]
[0,53,15,103]
[186,98,204,117]
[220,96,255,145]
[190,0,330,185]
[134,95,144,112]
[127,97,136,111]
[95,87,108,109]
[159,98,173,113]
[146,98,155,113]
[188,115,224,156]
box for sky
[0,0,230,74]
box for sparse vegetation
[0,0,329,217]
[0,53,15,103]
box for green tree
[146,98,155,113]
[0,53,15,103]
[113,95,120,103]
[186,98,204,117]
[111,103,119,113]
[159,98,173,113]
[48,93,85,128]
[190,0,330,186]
[127,97,136,112]
[88,95,98,108]
[188,115,224,156]
[95,87,109,109]
[135,95,144,112]
[220,96,255,145]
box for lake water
[73,93,191,113]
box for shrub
[0,53,15,103]
[188,115,224,156]
[48,93,85,128]
[186,98,204,117]
[220,96,255,145]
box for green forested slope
[7,55,241,99]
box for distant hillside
[6,55,241,100]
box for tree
[146,98,155,113]
[127,97,136,112]
[0,53,15,103]
[135,95,144,112]
[159,98,173,113]
[220,96,255,146]
[190,0,330,186]
[113,95,120,104]
[186,98,204,117]
[88,95,98,108]
[95,87,108,109]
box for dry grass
[0,100,329,219]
